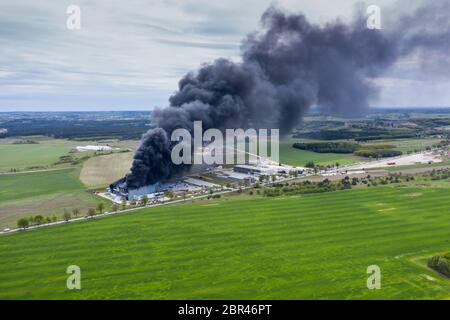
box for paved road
[0,175,297,236]
[0,167,73,175]
[2,148,448,236]
[0,187,240,235]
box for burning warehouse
[113,5,450,196]
[109,178,162,201]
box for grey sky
[0,0,448,111]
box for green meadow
[388,138,443,154]
[0,136,131,228]
[0,137,78,171]
[279,142,362,166]
[0,169,84,203]
[0,169,106,229]
[1,185,450,299]
[279,137,443,167]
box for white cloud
[0,0,447,111]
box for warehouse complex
[106,162,306,203]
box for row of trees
[293,142,360,154]
[428,168,450,180]
[305,162,341,173]
[2,118,150,140]
[296,128,419,141]
[354,149,402,158]
[17,202,107,230]
[262,178,351,197]
[294,141,404,160]
[260,173,416,198]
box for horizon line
[2,106,450,113]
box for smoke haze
[126,1,450,189]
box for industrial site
[101,146,445,206]
[2,0,450,304]
[104,149,306,204]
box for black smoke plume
[125,1,450,190]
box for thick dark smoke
[125,1,450,190]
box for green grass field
[0,137,79,171]
[227,137,441,168]
[279,142,362,166]
[279,137,446,168]
[0,136,138,173]
[1,185,450,299]
[0,169,107,229]
[0,169,84,203]
[80,152,133,188]
[0,136,140,228]
[372,138,443,154]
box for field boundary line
[0,167,75,176]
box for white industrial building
[233,165,275,175]
[223,171,256,183]
[184,178,221,189]
[76,145,112,152]
[233,164,304,175]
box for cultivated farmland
[0,137,79,172]
[0,169,83,203]
[1,186,449,299]
[80,152,133,188]
[279,142,362,166]
[0,169,107,229]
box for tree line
[292,142,360,154]
[293,141,403,159]
[17,203,107,230]
[259,173,417,197]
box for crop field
[0,137,79,171]
[0,169,84,203]
[80,152,134,188]
[1,185,450,299]
[279,137,444,168]
[376,138,443,154]
[0,169,106,229]
[279,142,362,166]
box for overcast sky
[0,0,449,111]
